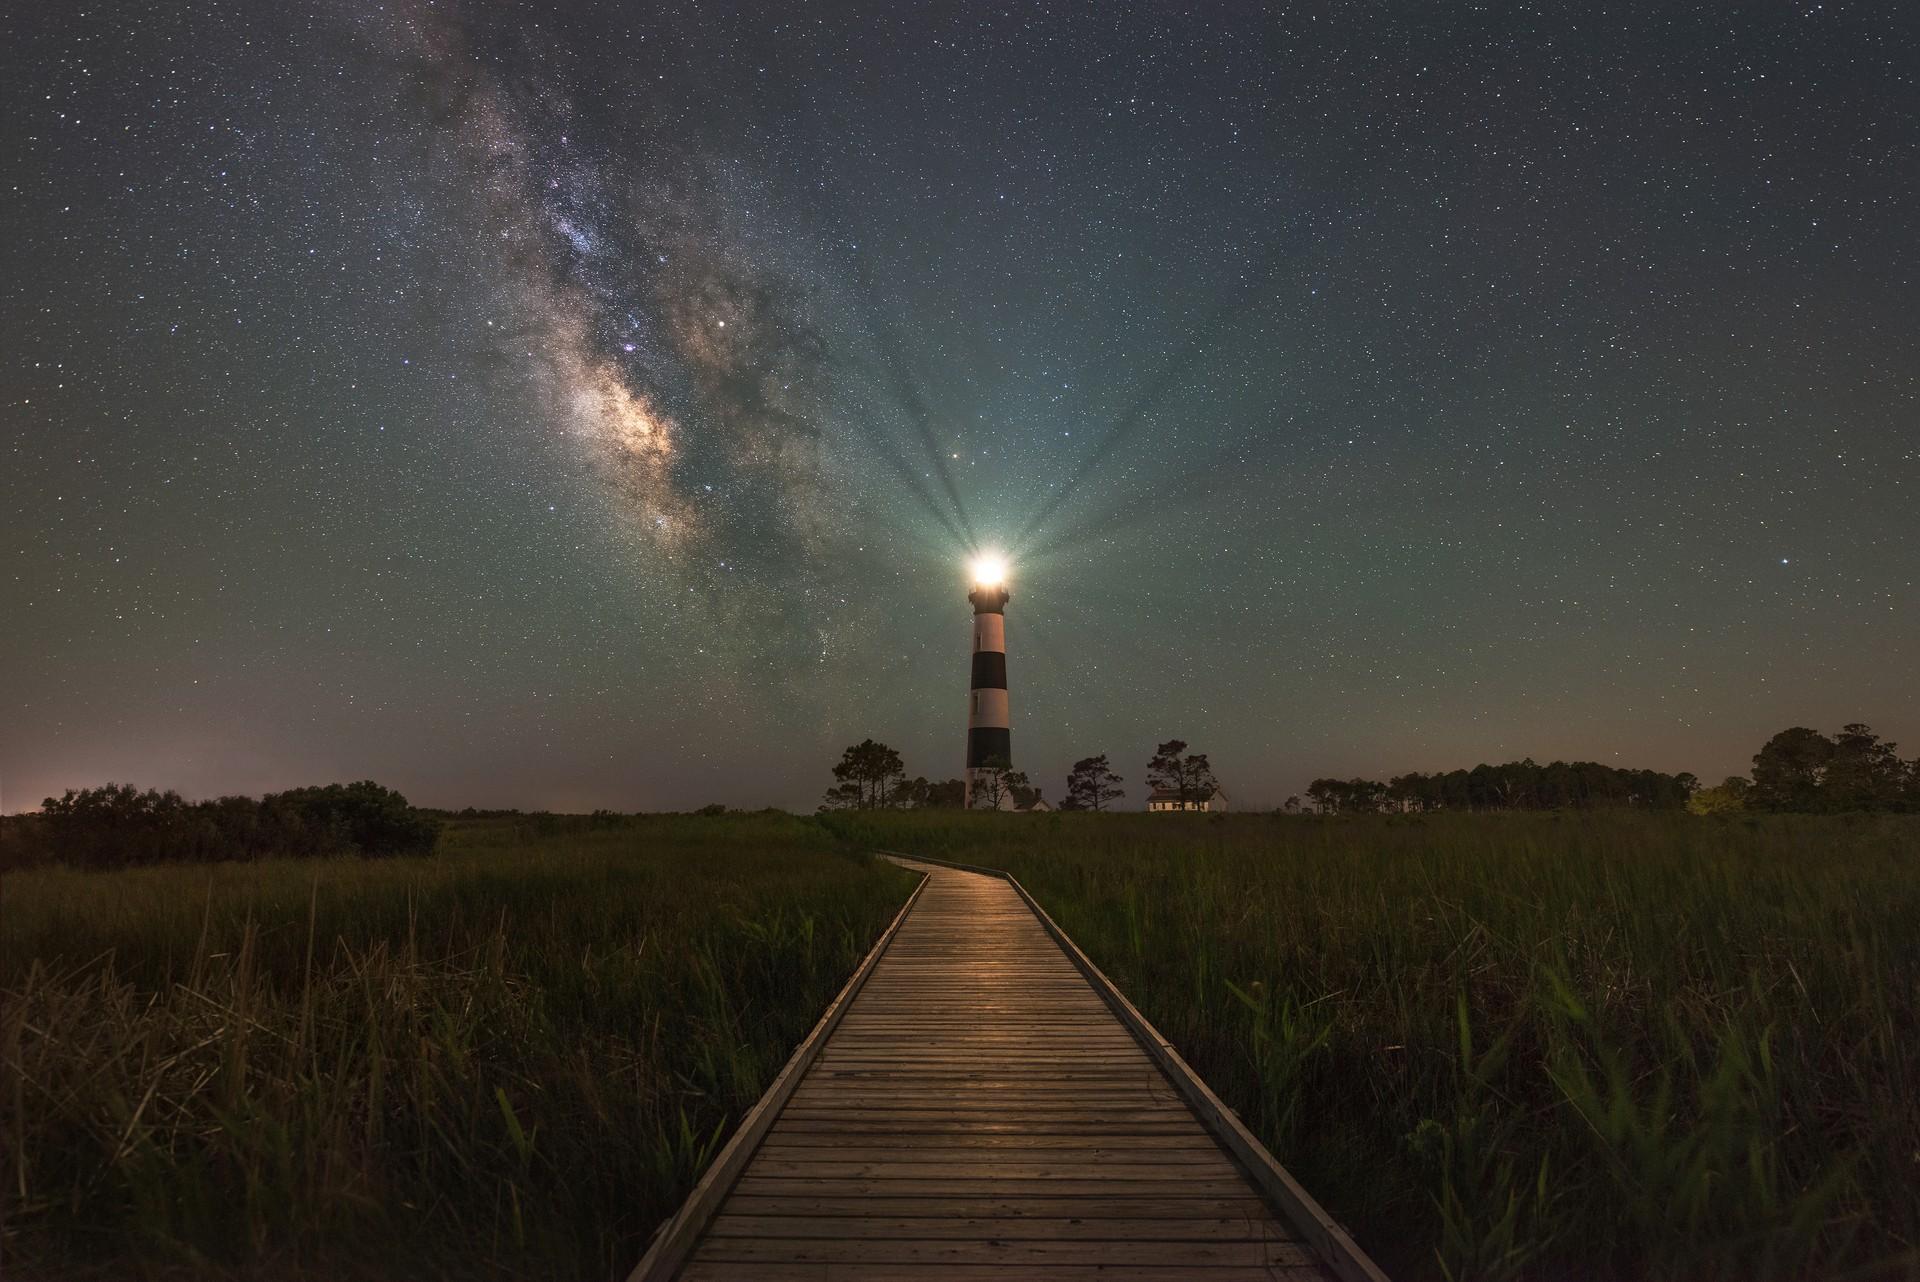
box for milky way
[365,2,848,576]
[3,2,1916,811]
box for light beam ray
[1010,251,1286,555]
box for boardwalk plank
[690,1236,1321,1266]
[706,1215,1298,1241]
[756,1137,1234,1154]
[758,1133,1218,1150]
[729,1176,1270,1197]
[743,1161,1246,1182]
[719,1195,1276,1218]
[681,1266,1330,1281]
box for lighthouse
[964,554,1012,808]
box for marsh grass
[0,812,915,1281]
[825,809,1920,1281]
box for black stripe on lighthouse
[970,650,1007,689]
[964,581,1013,805]
[967,726,1012,768]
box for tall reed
[1,812,915,1281]
[827,809,1920,1281]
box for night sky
[4,3,1916,813]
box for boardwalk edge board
[877,850,1392,1282]
[626,869,931,1282]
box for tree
[923,778,967,809]
[823,739,905,810]
[1749,727,1835,812]
[1687,776,1751,816]
[1305,778,1337,814]
[40,783,192,866]
[1825,723,1907,811]
[1303,760,1703,813]
[1146,740,1219,808]
[272,781,441,856]
[1064,755,1125,812]
[819,781,864,810]
[1737,723,1920,813]
[969,756,1025,810]
[36,779,438,866]
[1305,777,1385,814]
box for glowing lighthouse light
[970,553,1008,587]
[963,553,1013,808]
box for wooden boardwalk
[640,859,1375,1281]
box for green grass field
[825,809,1920,1281]
[8,809,1917,1281]
[0,813,916,1281]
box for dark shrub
[39,783,195,867]
[270,781,442,857]
[33,780,440,867]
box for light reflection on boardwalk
[677,860,1335,1280]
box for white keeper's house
[1146,785,1229,813]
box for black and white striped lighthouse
[964,555,1011,808]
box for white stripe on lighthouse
[972,613,1005,653]
[968,688,1010,727]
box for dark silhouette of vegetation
[888,776,966,809]
[919,777,967,808]
[1298,724,1919,816]
[24,781,439,868]
[1146,739,1218,806]
[1305,777,1388,814]
[1305,761,1699,813]
[820,740,964,810]
[822,738,905,809]
[1060,754,1125,811]
[1688,776,1752,815]
[1747,723,1919,812]
[271,782,443,855]
[1749,726,1833,810]
[968,755,1036,810]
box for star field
[3,2,1916,811]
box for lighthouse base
[965,766,1023,810]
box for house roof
[1147,785,1226,802]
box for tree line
[819,738,1217,811]
[1693,723,1920,814]
[7,781,441,869]
[819,740,971,810]
[1301,761,1699,814]
[1298,723,1920,816]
